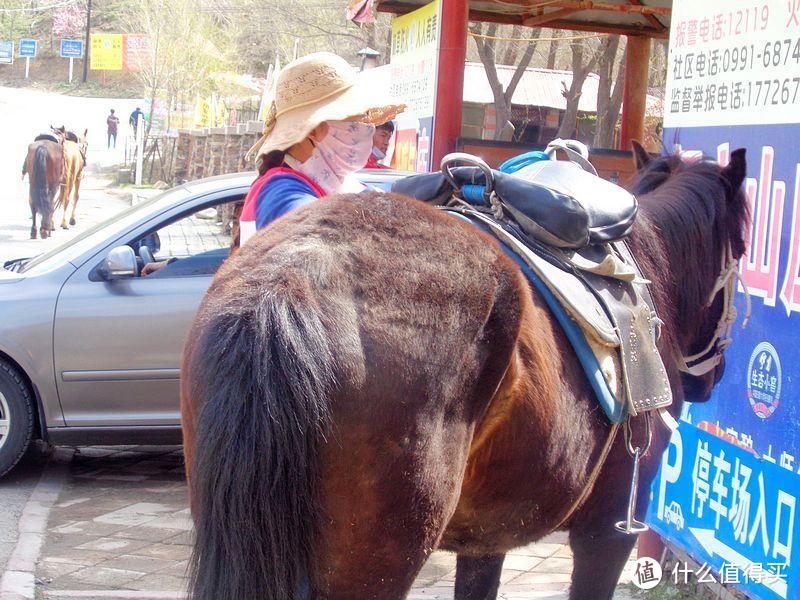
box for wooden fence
[133,121,265,185]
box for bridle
[677,242,751,377]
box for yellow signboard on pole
[389,0,441,172]
[89,34,123,71]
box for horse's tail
[29,145,50,217]
[186,288,335,600]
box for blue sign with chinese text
[648,2,800,599]
[18,39,36,58]
[648,422,800,599]
[0,41,13,65]
[59,39,83,59]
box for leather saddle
[390,150,671,422]
[392,161,637,249]
[34,133,61,144]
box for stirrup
[615,415,651,535]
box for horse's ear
[83,128,88,136]
[631,140,651,171]
[722,148,747,192]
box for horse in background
[181,149,749,600]
[58,129,88,229]
[22,137,63,239]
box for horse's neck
[630,202,715,352]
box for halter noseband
[677,243,751,377]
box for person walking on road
[106,109,120,148]
[129,106,145,135]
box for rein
[677,243,751,377]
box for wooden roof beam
[377,1,670,39]
[526,1,670,17]
[524,8,578,27]
[627,0,667,32]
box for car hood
[0,268,24,284]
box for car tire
[0,361,35,478]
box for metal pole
[82,0,92,83]
[135,114,144,185]
[431,0,468,170]
[68,57,74,83]
[24,57,29,79]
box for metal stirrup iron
[615,414,651,535]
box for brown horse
[22,139,63,239]
[181,149,749,600]
[58,129,88,229]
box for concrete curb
[0,449,73,599]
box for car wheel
[0,361,35,477]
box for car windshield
[20,186,192,275]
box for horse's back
[206,192,525,405]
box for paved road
[0,85,142,187]
[0,86,142,265]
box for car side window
[132,197,244,279]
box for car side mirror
[101,246,137,280]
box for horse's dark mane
[627,154,750,350]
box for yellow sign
[90,34,123,71]
[390,0,441,171]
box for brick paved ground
[26,446,642,600]
[36,447,190,599]
[156,208,232,258]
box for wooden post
[431,0,468,170]
[619,35,650,151]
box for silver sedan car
[0,170,406,476]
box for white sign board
[666,1,800,128]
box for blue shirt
[255,173,319,229]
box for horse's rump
[183,192,528,598]
[27,143,61,216]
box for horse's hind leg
[454,554,505,600]
[29,202,37,239]
[60,182,70,229]
[69,175,81,226]
[568,529,636,600]
[317,415,474,599]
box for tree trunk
[547,36,559,70]
[470,23,538,141]
[557,40,600,140]
[557,44,584,139]
[593,37,623,148]
[501,26,521,65]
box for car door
[53,194,243,427]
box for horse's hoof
[69,218,76,226]
[30,232,37,240]
[61,224,69,229]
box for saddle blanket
[445,207,672,423]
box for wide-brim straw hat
[252,52,405,159]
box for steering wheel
[139,245,154,266]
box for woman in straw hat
[238,52,404,245]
